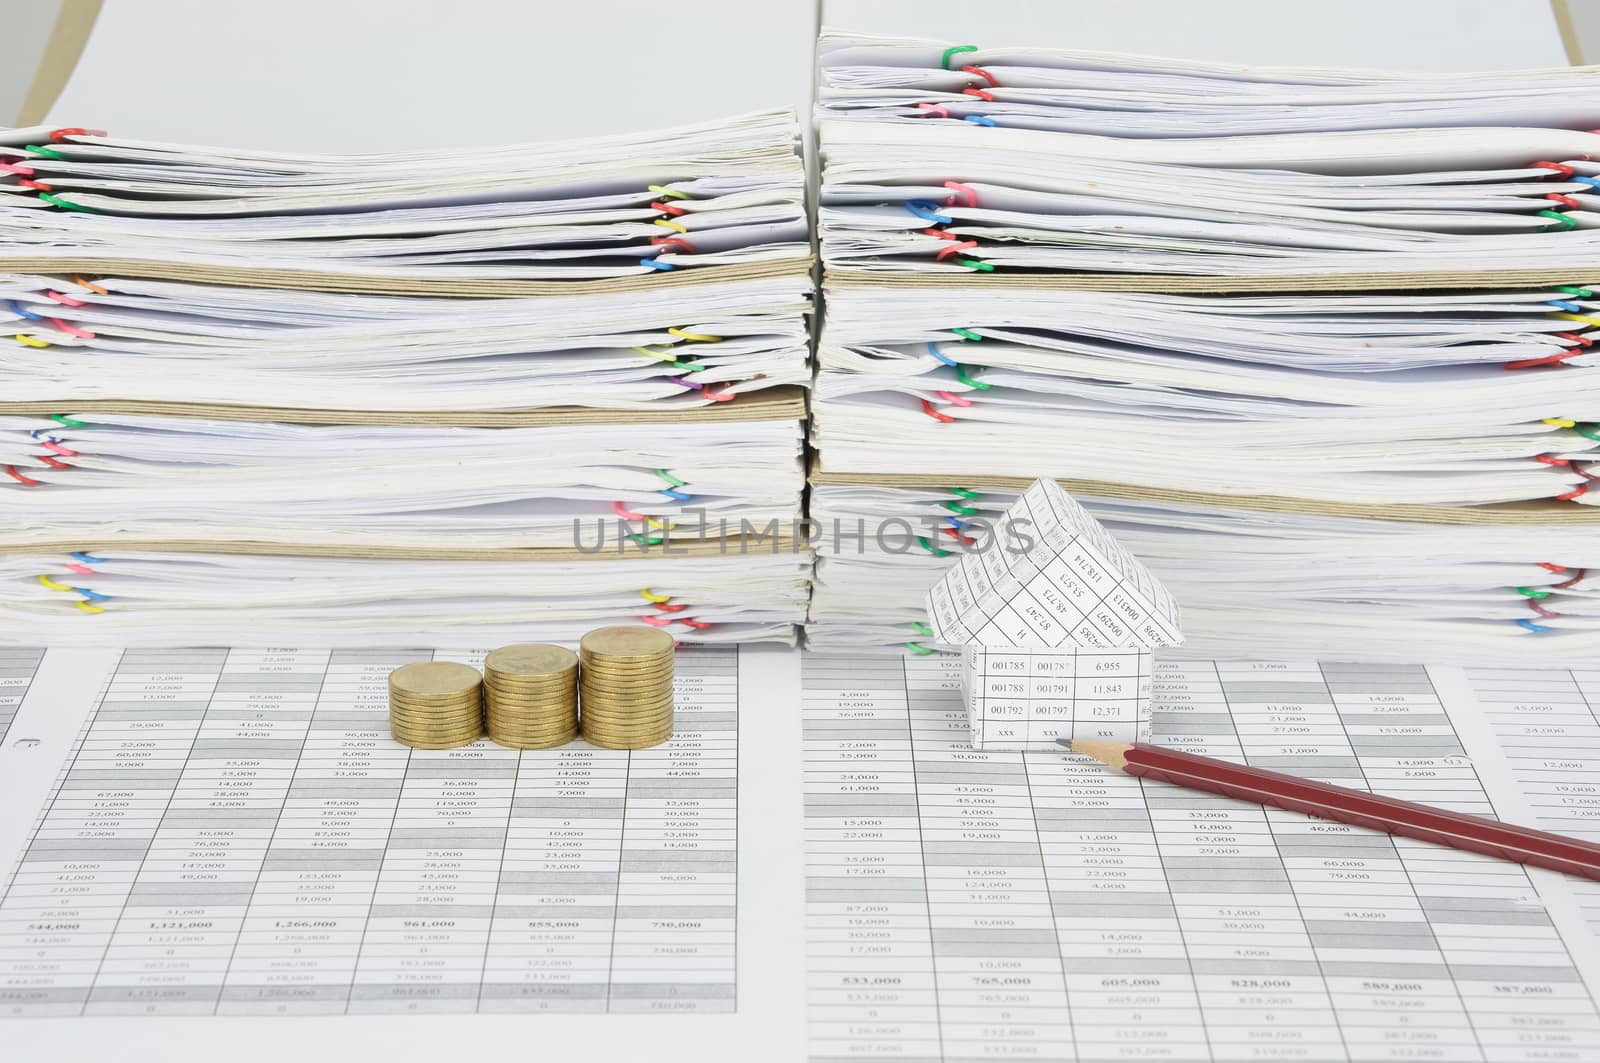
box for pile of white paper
[0,113,813,644]
[810,35,1600,660]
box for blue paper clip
[926,342,958,366]
[9,300,42,320]
[659,487,693,501]
[1547,299,1584,312]
[640,258,675,271]
[964,115,997,127]
[75,587,111,602]
[71,551,105,564]
[1516,618,1551,634]
[905,200,954,225]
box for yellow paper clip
[1550,312,1600,329]
[1545,417,1577,429]
[15,334,50,348]
[667,327,722,343]
[632,345,678,363]
[644,516,675,531]
[648,185,690,200]
[37,574,73,591]
[75,600,105,614]
[653,218,688,234]
[640,588,671,603]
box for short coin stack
[483,643,580,749]
[387,661,484,749]
[579,626,676,749]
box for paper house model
[925,478,1184,751]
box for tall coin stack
[579,626,675,749]
[483,643,580,749]
[387,661,484,749]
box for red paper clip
[650,236,697,254]
[680,618,713,630]
[962,86,996,102]
[943,181,978,207]
[917,103,951,119]
[1532,161,1577,177]
[613,500,647,521]
[959,65,999,87]
[935,240,979,261]
[5,465,42,486]
[650,200,687,216]
[1555,568,1588,588]
[919,399,955,423]
[1547,193,1582,209]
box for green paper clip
[941,45,978,69]
[956,258,995,271]
[942,500,979,516]
[948,487,981,499]
[654,469,688,488]
[1539,210,1578,231]
[955,366,990,390]
[905,641,936,656]
[908,621,934,637]
[916,536,951,557]
[51,414,87,427]
[950,328,983,342]
[1517,586,1552,599]
[1575,423,1600,441]
[38,192,95,213]
[24,144,65,160]
[1557,286,1595,299]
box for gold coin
[485,643,578,676]
[489,729,578,749]
[582,732,674,750]
[580,625,675,660]
[580,666,673,681]
[389,661,482,694]
[492,717,588,736]
[389,701,481,717]
[580,686,673,702]
[580,699,674,716]
[485,684,577,701]
[395,735,485,750]
[388,718,483,734]
[581,722,675,738]
[579,653,672,668]
[581,716,675,734]
[391,723,484,740]
[388,705,482,722]
[580,696,674,713]
[489,694,585,710]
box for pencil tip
[1065,739,1132,770]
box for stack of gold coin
[483,643,579,749]
[387,661,483,748]
[579,625,675,749]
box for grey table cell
[1306,928,1442,951]
[512,798,625,815]
[96,705,210,720]
[490,905,620,919]
[477,981,609,1001]
[1419,896,1553,926]
[1059,957,1198,974]
[348,983,480,1001]
[286,781,402,798]
[202,709,315,722]
[1191,958,1324,976]
[1050,896,1178,919]
[608,982,736,1000]
[1214,683,1334,704]
[127,884,258,906]
[401,762,519,780]
[1160,856,1286,872]
[620,854,738,871]
[1318,960,1454,980]
[0,988,88,1007]
[388,828,507,844]
[367,904,498,918]
[625,781,737,797]
[803,722,911,737]
[1348,738,1465,757]
[1338,713,1453,728]
[1148,716,1238,735]
[1274,841,1400,860]
[24,839,149,859]
[1032,809,1154,831]
[189,739,307,757]
[1450,964,1585,983]
[213,676,326,693]
[263,851,386,871]
[61,771,186,788]
[117,649,230,668]
[500,872,620,889]
[1164,870,1294,894]
[86,984,223,1006]
[807,887,929,904]
[330,649,431,666]
[219,984,352,1005]
[804,801,921,818]
[616,905,736,920]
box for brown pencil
[1063,739,1600,882]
